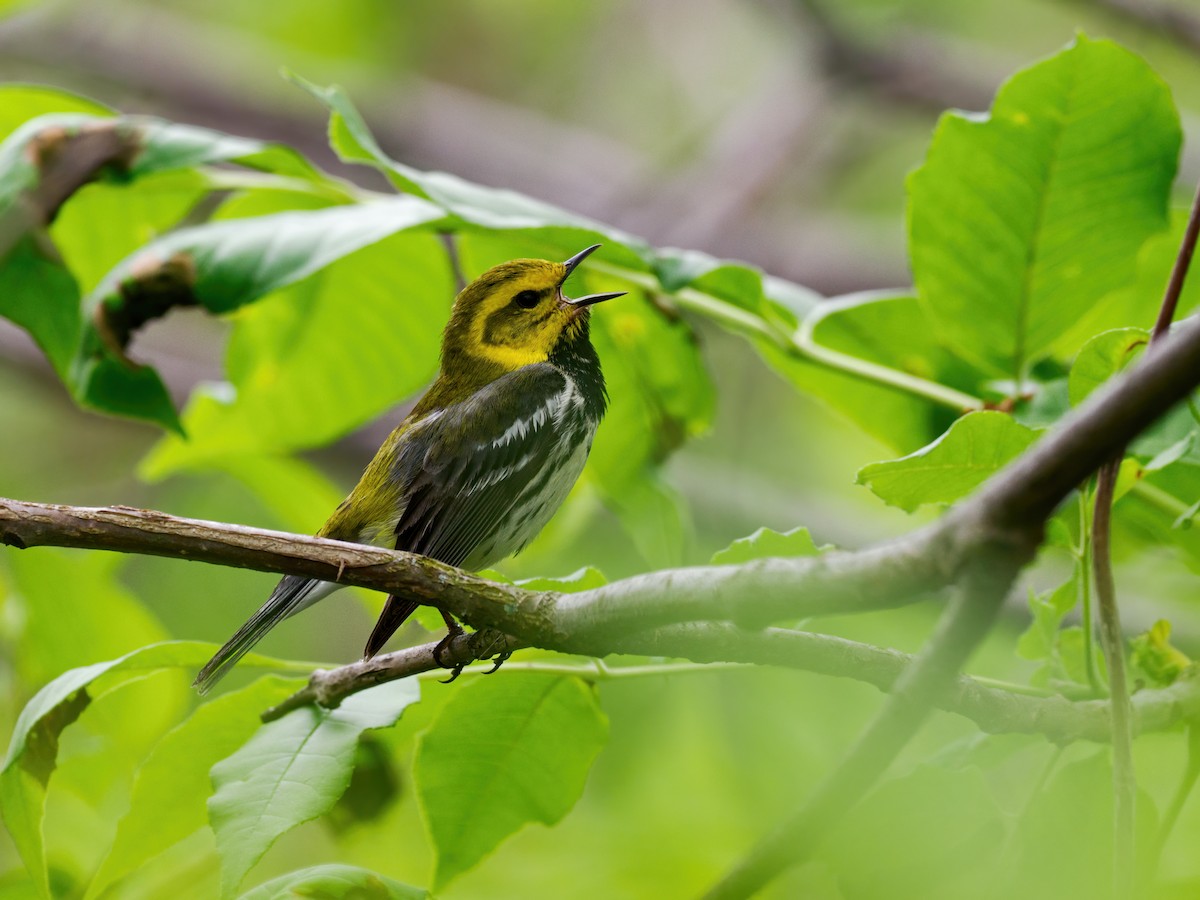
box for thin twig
[1089,175,1200,898]
[1055,0,1200,58]
[1092,459,1136,898]
[1152,180,1200,343]
[1078,490,1103,692]
[260,622,1200,743]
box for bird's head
[441,244,625,374]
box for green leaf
[1016,578,1078,663]
[0,109,337,392]
[710,526,823,566]
[777,293,970,452]
[1130,619,1191,687]
[292,76,648,253]
[51,169,211,294]
[1116,460,1200,569]
[85,676,302,900]
[599,475,692,570]
[856,411,1039,512]
[1079,211,1200,346]
[74,197,446,431]
[0,85,111,144]
[0,235,81,377]
[1055,625,1105,687]
[0,112,310,227]
[1067,327,1149,406]
[0,642,296,899]
[141,229,452,472]
[208,680,420,897]
[415,674,607,890]
[908,36,1179,378]
[238,865,427,900]
[587,291,714,564]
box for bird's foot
[473,629,512,674]
[433,611,467,683]
[483,649,513,675]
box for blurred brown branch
[1058,0,1200,54]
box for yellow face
[446,259,581,371]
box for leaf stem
[1092,459,1137,898]
[1130,480,1191,517]
[1078,488,1103,693]
[588,260,986,413]
[1089,172,1200,900]
[792,318,984,411]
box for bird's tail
[193,575,329,695]
[363,594,420,659]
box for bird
[193,244,624,694]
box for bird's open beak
[561,244,627,309]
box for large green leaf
[0,642,302,899]
[207,679,420,897]
[50,170,211,294]
[141,230,452,473]
[73,197,447,431]
[856,411,1040,512]
[0,235,81,377]
[784,292,976,452]
[238,865,427,900]
[294,76,831,363]
[908,36,1178,379]
[291,75,648,256]
[0,85,111,143]
[0,111,319,227]
[0,106,336,386]
[85,676,302,900]
[414,674,607,890]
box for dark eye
[514,290,540,309]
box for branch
[264,620,1200,743]
[3,299,1200,650]
[1055,0,1200,57]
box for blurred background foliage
[4,1,1200,898]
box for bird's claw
[483,649,513,675]
[433,612,467,682]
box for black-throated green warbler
[194,244,624,693]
